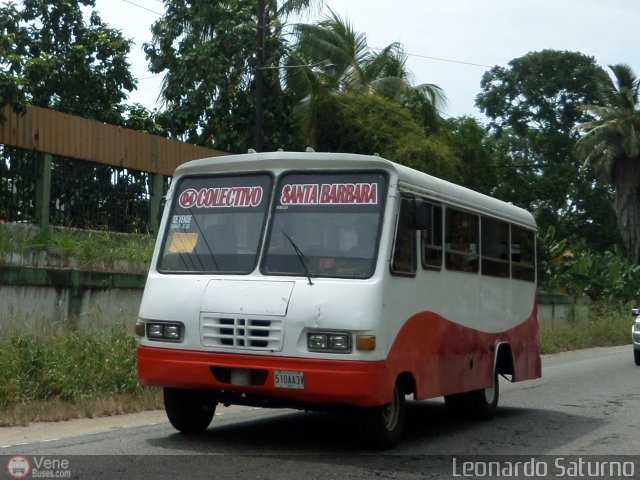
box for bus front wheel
[360,380,406,449]
[164,387,217,434]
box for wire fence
[0,146,38,224]
[0,145,170,233]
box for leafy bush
[538,226,640,302]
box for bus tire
[445,371,499,420]
[469,370,499,420]
[360,380,406,450]
[163,387,216,434]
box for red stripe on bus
[386,308,541,399]
[138,310,539,407]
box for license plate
[274,370,305,390]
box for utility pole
[254,0,265,152]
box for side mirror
[632,308,639,318]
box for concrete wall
[537,294,591,323]
[0,265,146,330]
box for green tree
[475,49,619,250]
[145,0,320,153]
[0,0,160,231]
[576,64,640,256]
[313,92,458,179]
[441,116,502,195]
[287,11,445,146]
[0,0,135,124]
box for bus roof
[174,151,536,230]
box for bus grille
[200,315,284,351]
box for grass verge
[0,323,163,427]
[0,224,154,273]
[0,304,632,427]
[0,390,162,427]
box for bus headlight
[144,321,184,342]
[307,332,352,353]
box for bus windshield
[262,172,387,279]
[158,174,271,274]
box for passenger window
[445,208,479,273]
[481,217,510,278]
[511,226,535,282]
[391,198,416,275]
[421,202,442,270]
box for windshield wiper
[282,230,314,286]
[190,213,219,270]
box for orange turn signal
[356,335,376,351]
[135,321,145,337]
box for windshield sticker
[280,182,378,206]
[178,186,264,209]
[168,232,198,253]
[171,214,192,229]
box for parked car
[632,308,640,366]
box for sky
[92,0,640,121]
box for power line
[139,73,164,81]
[114,3,494,71]
[436,108,453,119]
[113,1,494,92]
[119,0,163,16]
[371,46,492,69]
[114,1,493,71]
[405,52,492,69]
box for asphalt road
[2,345,639,479]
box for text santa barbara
[280,182,378,206]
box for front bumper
[137,345,392,407]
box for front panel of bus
[137,167,398,406]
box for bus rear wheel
[445,371,499,420]
[164,387,217,434]
[360,380,406,449]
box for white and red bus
[136,151,540,448]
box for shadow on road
[146,398,606,457]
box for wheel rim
[483,374,497,405]
[382,386,400,431]
[483,384,495,404]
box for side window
[511,226,536,282]
[481,217,510,278]
[391,198,416,275]
[445,208,479,273]
[421,202,443,270]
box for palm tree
[575,64,640,257]
[149,0,323,151]
[285,10,446,145]
[254,0,325,150]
